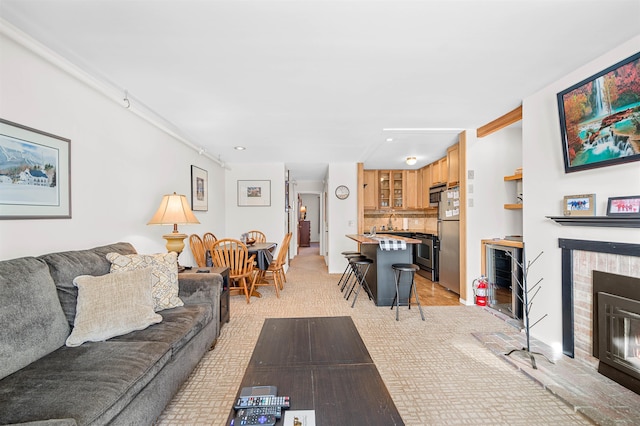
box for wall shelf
[546,216,640,228]
[503,173,522,181]
[504,204,523,210]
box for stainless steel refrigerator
[438,187,460,294]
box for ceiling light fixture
[234,146,246,150]
[406,157,417,166]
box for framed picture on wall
[557,51,640,173]
[237,180,271,206]
[191,165,208,211]
[0,118,71,219]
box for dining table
[246,241,277,297]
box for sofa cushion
[0,257,70,380]
[110,303,213,355]
[39,242,137,327]
[106,252,184,311]
[0,341,171,425]
[66,268,163,347]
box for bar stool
[345,257,373,308]
[338,252,364,292]
[391,263,425,321]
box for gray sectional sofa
[0,242,222,425]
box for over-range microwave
[429,183,447,207]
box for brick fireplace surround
[559,239,640,364]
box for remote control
[234,395,290,410]
[232,410,276,426]
[235,406,282,419]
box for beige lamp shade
[148,192,200,257]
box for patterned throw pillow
[106,252,183,312]
[66,268,162,347]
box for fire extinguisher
[473,276,488,306]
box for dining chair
[202,232,218,253]
[246,230,267,243]
[209,238,256,303]
[258,232,292,294]
[188,234,207,267]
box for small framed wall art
[238,180,271,207]
[0,118,71,219]
[563,193,596,216]
[606,195,640,217]
[191,165,208,211]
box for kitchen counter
[346,234,420,306]
[347,234,421,244]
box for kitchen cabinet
[404,169,422,209]
[431,157,447,185]
[379,170,405,209]
[421,164,432,208]
[503,171,522,209]
[363,169,378,210]
[447,143,459,186]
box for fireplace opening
[593,271,640,394]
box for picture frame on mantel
[606,195,640,217]
[238,180,271,207]
[563,193,596,216]
[556,51,640,173]
[191,165,208,211]
[0,118,71,220]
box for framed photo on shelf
[0,118,71,219]
[557,51,640,173]
[606,195,640,217]
[237,180,271,207]
[563,193,596,216]
[190,165,208,211]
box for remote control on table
[234,395,290,410]
[235,406,282,419]
[232,410,276,426]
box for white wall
[224,163,287,247]
[465,126,523,302]
[326,163,358,273]
[0,31,225,263]
[523,35,640,350]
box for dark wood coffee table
[227,316,404,425]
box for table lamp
[147,192,200,269]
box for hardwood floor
[414,273,461,306]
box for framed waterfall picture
[557,51,640,173]
[0,118,71,219]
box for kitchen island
[346,234,421,306]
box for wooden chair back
[203,232,217,253]
[246,230,266,243]
[189,234,207,267]
[210,238,256,303]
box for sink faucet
[387,214,395,231]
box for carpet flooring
[157,246,591,425]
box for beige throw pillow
[66,268,162,347]
[106,252,183,311]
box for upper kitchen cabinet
[404,169,422,210]
[431,157,448,185]
[421,163,432,207]
[447,143,460,187]
[379,170,405,209]
[363,169,378,210]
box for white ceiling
[1,0,639,181]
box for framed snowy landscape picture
[0,118,71,219]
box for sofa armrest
[178,270,223,307]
